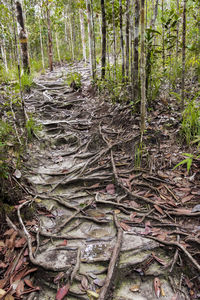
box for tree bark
[132,0,140,100]
[112,0,117,80]
[146,0,158,96]
[119,0,125,81]
[46,0,53,71]
[140,0,146,134]
[101,0,106,79]
[79,9,87,63]
[181,0,186,111]
[15,0,30,74]
[91,0,97,77]
[125,0,130,79]
[55,31,61,65]
[0,33,8,72]
[162,0,165,72]
[39,10,45,70]
[86,0,95,80]
[176,0,180,58]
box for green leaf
[173,159,189,170]
[182,153,194,158]
[187,158,193,173]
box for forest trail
[22,62,193,300]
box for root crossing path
[22,63,189,300]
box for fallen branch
[99,213,123,300]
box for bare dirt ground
[1,62,200,300]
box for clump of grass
[65,71,82,89]
[181,93,200,145]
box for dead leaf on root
[106,184,115,195]
[81,276,89,290]
[56,283,70,300]
[119,222,132,231]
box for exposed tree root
[99,213,123,300]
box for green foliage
[0,66,18,84]
[16,73,34,92]
[134,142,145,168]
[173,152,200,173]
[0,120,14,179]
[30,59,45,72]
[25,116,42,140]
[65,72,82,89]
[181,93,200,144]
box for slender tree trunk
[79,9,87,63]
[130,0,134,85]
[146,0,158,96]
[69,15,75,60]
[101,0,106,79]
[125,0,130,79]
[0,35,8,72]
[91,0,97,76]
[112,0,117,80]
[181,0,186,110]
[119,0,125,81]
[162,0,165,72]
[132,0,140,100]
[55,31,61,65]
[176,0,180,58]
[140,0,146,134]
[11,0,25,125]
[107,33,111,79]
[151,0,158,27]
[86,0,95,80]
[64,9,69,51]
[39,13,45,69]
[15,0,30,74]
[46,0,53,71]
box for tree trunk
[101,0,106,79]
[176,0,180,58]
[79,9,87,63]
[162,0,165,72]
[86,0,95,80]
[125,0,130,79]
[91,0,97,77]
[112,0,117,80]
[55,31,61,65]
[15,0,30,74]
[140,0,146,134]
[151,0,158,28]
[69,15,75,60]
[119,0,125,81]
[132,0,140,100]
[46,0,53,71]
[146,0,158,96]
[0,34,8,72]
[181,0,186,110]
[39,12,45,69]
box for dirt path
[20,62,198,300]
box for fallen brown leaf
[119,222,132,231]
[154,277,161,298]
[16,280,24,297]
[56,283,70,300]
